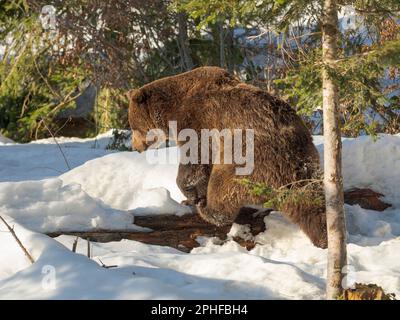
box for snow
[0,178,138,233]
[60,149,190,215]
[0,133,14,145]
[0,132,115,182]
[0,131,399,299]
[0,223,183,299]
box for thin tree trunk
[218,22,226,68]
[322,0,347,300]
[226,26,235,74]
[177,12,194,71]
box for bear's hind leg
[280,199,328,248]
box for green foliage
[95,88,129,134]
[275,49,323,116]
[275,33,400,136]
[174,0,243,28]
[0,0,86,141]
[238,178,324,210]
[106,129,132,151]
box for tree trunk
[322,0,347,300]
[177,12,194,71]
[225,26,235,74]
[218,22,226,68]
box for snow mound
[0,178,137,233]
[60,148,191,215]
[0,221,185,299]
[314,134,400,206]
[342,135,400,207]
[314,134,400,243]
[0,144,190,234]
[0,218,325,299]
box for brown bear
[127,66,327,248]
[176,164,210,207]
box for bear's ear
[126,89,149,105]
[125,89,135,101]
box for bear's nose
[134,144,147,153]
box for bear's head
[126,84,173,152]
[126,66,238,152]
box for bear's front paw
[181,199,195,206]
[196,204,234,227]
[182,196,206,206]
[196,197,207,207]
[252,208,272,219]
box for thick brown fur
[176,164,210,206]
[127,66,327,248]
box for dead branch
[98,258,118,269]
[0,216,35,264]
[41,118,71,170]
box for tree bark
[218,21,226,68]
[225,26,235,74]
[177,12,194,71]
[322,0,348,300]
[46,212,270,252]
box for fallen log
[47,188,390,252]
[133,212,219,231]
[47,209,270,252]
[48,226,225,253]
[344,188,391,211]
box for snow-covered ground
[0,131,399,299]
[0,133,14,144]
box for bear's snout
[132,130,148,153]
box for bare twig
[54,117,73,136]
[98,258,118,269]
[34,57,62,100]
[41,118,71,170]
[0,216,35,264]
